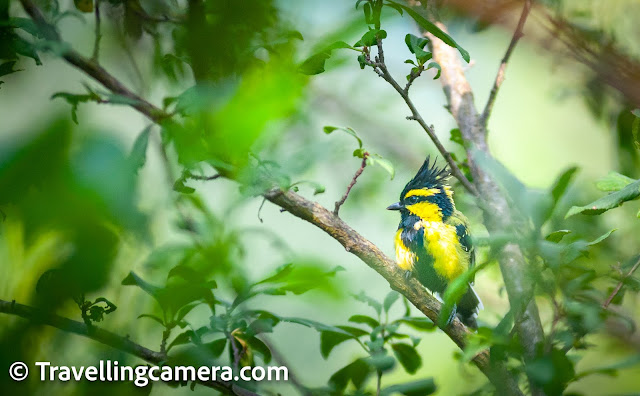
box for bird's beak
[386,202,403,211]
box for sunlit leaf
[566,180,640,217]
[595,172,635,192]
[545,230,571,243]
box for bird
[387,156,482,328]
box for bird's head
[387,156,455,222]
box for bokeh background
[1,0,640,395]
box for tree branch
[480,0,532,127]
[334,152,368,216]
[263,188,523,396]
[421,5,545,395]
[0,299,256,396]
[19,0,170,123]
[363,41,478,196]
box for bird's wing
[446,210,475,282]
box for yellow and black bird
[387,157,482,328]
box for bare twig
[364,41,478,196]
[334,152,369,216]
[0,299,256,396]
[480,0,532,127]
[603,256,640,309]
[91,0,101,61]
[188,173,221,181]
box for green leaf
[321,331,354,359]
[392,343,422,374]
[205,338,228,358]
[323,125,363,148]
[551,166,579,203]
[0,61,22,78]
[367,155,395,179]
[298,41,356,75]
[122,272,163,302]
[383,291,400,312]
[349,314,380,328]
[167,331,192,352]
[381,378,437,396]
[449,128,463,147]
[298,52,331,75]
[526,348,575,395]
[565,179,640,218]
[595,171,635,192]
[329,358,372,392]
[586,229,616,246]
[545,230,571,243]
[366,353,396,372]
[137,314,165,326]
[404,34,431,64]
[353,291,382,315]
[129,126,152,172]
[354,29,387,47]
[394,316,436,331]
[246,336,272,363]
[387,1,470,62]
[246,318,277,337]
[257,263,294,284]
[425,62,441,79]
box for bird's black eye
[405,195,420,205]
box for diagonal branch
[263,188,523,396]
[603,256,640,309]
[0,299,257,396]
[19,0,170,123]
[363,41,478,196]
[481,0,533,127]
[334,152,368,216]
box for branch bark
[0,299,256,396]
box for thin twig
[480,0,532,127]
[365,40,478,196]
[603,256,640,309]
[188,173,221,181]
[334,152,369,216]
[91,0,101,61]
[376,370,382,396]
[0,299,256,396]
[227,331,241,372]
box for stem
[481,0,532,127]
[376,370,382,396]
[0,299,255,395]
[603,256,640,309]
[334,152,368,216]
[91,0,101,62]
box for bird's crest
[401,156,450,199]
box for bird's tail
[457,284,483,329]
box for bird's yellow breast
[421,220,469,281]
[394,221,469,281]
